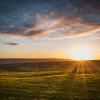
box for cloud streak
[3,42,20,46]
[0,0,100,38]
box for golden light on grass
[68,45,94,60]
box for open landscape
[0,0,100,100]
[0,59,100,100]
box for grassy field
[0,60,100,100]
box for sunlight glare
[68,45,94,60]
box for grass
[0,70,100,100]
[0,60,100,100]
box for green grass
[0,71,100,100]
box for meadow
[0,59,100,100]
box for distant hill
[0,58,71,64]
[0,59,99,72]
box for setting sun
[68,45,94,60]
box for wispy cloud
[3,42,20,46]
[0,0,99,39]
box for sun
[68,45,94,60]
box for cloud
[3,42,20,46]
[0,0,100,39]
[89,30,100,39]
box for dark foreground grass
[0,71,100,100]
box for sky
[0,0,100,59]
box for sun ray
[81,61,87,90]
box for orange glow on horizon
[67,45,95,60]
